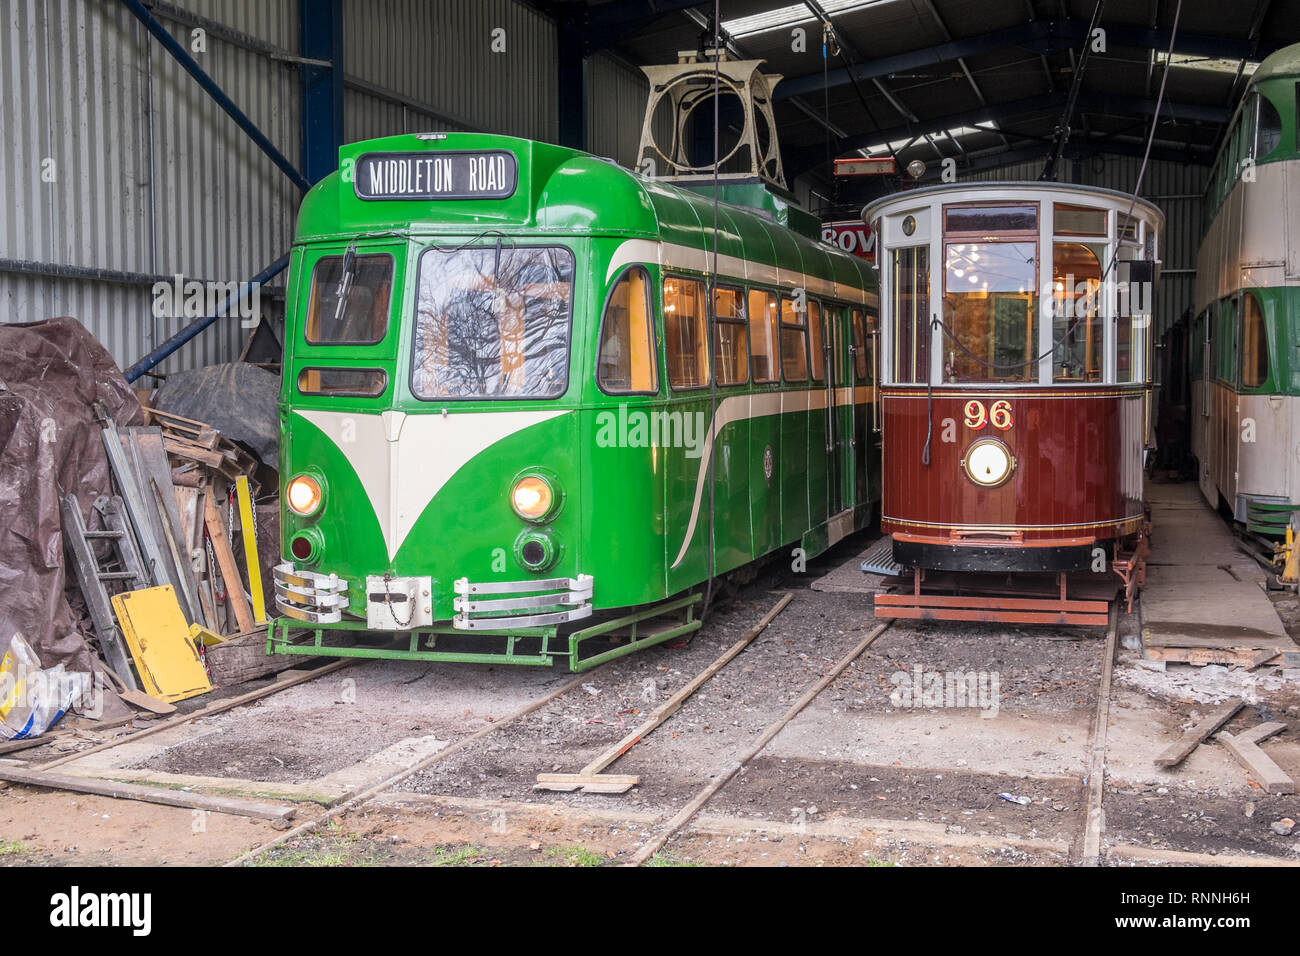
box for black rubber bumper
[891,539,1100,573]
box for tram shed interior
[3,0,1300,886]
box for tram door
[826,305,855,538]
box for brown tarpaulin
[0,317,143,674]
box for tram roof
[1254,42,1300,85]
[862,181,1164,231]
[296,133,876,296]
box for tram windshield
[411,244,574,400]
[942,240,1038,383]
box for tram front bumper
[273,563,350,623]
[452,574,594,631]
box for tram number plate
[353,150,518,201]
[964,400,1013,431]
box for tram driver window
[597,267,657,394]
[664,276,710,389]
[942,239,1038,383]
[306,253,393,344]
[1052,243,1103,383]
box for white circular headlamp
[962,438,1015,489]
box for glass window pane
[892,246,930,384]
[808,300,825,382]
[1052,243,1103,382]
[780,297,808,382]
[306,254,393,344]
[748,289,780,383]
[1054,203,1107,237]
[1257,93,1282,159]
[851,309,868,381]
[945,204,1037,234]
[713,285,748,386]
[1243,293,1269,388]
[297,367,387,397]
[412,245,573,399]
[942,241,1038,383]
[597,267,657,394]
[664,277,709,389]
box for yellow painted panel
[111,586,211,703]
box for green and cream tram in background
[1193,42,1300,538]
[269,132,879,670]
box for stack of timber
[62,397,287,709]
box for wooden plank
[205,627,300,685]
[1143,646,1260,667]
[163,438,225,468]
[120,428,200,624]
[0,765,295,825]
[1217,725,1295,794]
[1154,700,1244,768]
[204,487,255,633]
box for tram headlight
[286,473,324,516]
[511,475,556,522]
[961,439,1015,489]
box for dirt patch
[1104,784,1300,859]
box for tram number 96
[963,400,1013,431]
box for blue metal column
[557,9,587,150]
[300,0,345,184]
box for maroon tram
[860,183,1162,625]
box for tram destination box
[354,149,518,201]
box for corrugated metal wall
[342,0,557,144]
[963,157,1209,338]
[0,0,300,373]
[587,52,650,169]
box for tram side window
[808,300,826,382]
[597,267,657,394]
[942,239,1038,383]
[713,285,748,386]
[780,296,809,382]
[1242,293,1269,389]
[748,289,781,383]
[1257,92,1282,160]
[306,253,393,344]
[664,276,710,389]
[1052,243,1103,383]
[891,246,929,384]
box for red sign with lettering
[821,221,875,264]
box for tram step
[860,536,905,577]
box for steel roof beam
[776,18,1282,101]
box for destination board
[354,151,518,201]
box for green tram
[1192,42,1300,536]
[269,133,879,670]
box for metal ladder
[60,494,145,691]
